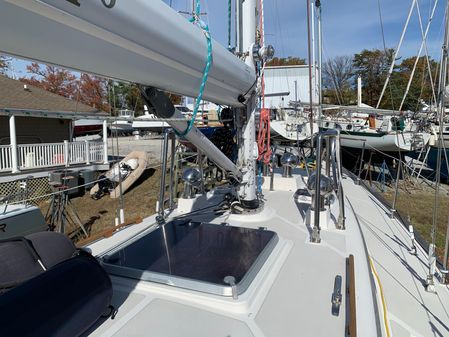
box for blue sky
[165,0,446,60]
[7,0,447,78]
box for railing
[0,145,12,172]
[69,141,87,165]
[89,141,105,163]
[310,130,345,243]
[0,141,106,173]
[18,142,65,169]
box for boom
[0,0,256,106]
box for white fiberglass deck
[344,178,449,337]
[85,170,449,337]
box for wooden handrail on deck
[347,254,357,337]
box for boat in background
[132,105,181,134]
[133,102,222,134]
[73,118,103,137]
[322,114,430,153]
[110,109,135,136]
[270,107,318,143]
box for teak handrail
[347,254,357,337]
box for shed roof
[0,75,101,113]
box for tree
[0,55,11,75]
[353,49,393,108]
[109,82,144,115]
[78,74,110,111]
[266,56,306,67]
[109,82,180,116]
[167,93,182,105]
[21,63,113,111]
[322,55,355,105]
[21,62,77,99]
[390,56,438,111]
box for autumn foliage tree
[21,62,77,99]
[21,62,109,111]
[78,74,109,111]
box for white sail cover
[0,0,256,106]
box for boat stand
[46,178,88,239]
[375,160,394,192]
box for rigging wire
[228,0,232,50]
[377,0,418,110]
[259,0,266,110]
[272,0,290,94]
[416,0,438,103]
[376,0,397,110]
[428,0,449,279]
[399,0,439,112]
[306,0,315,137]
[414,58,429,113]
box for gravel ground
[378,181,449,261]
[39,135,169,244]
[69,167,162,244]
[107,135,164,162]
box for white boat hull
[132,119,170,133]
[110,121,134,134]
[430,131,449,149]
[270,120,318,142]
[338,131,430,152]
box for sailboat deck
[344,178,449,337]
[84,171,449,337]
[86,171,381,337]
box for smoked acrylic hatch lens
[101,221,278,297]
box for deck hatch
[101,221,278,297]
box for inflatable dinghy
[90,151,148,199]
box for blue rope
[176,1,212,137]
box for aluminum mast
[236,0,259,209]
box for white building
[263,65,319,109]
[0,75,109,179]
